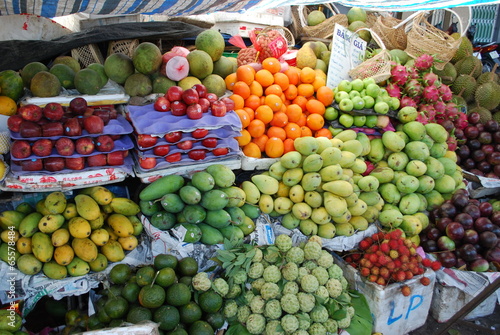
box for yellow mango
[53,244,75,266]
[107,214,134,237]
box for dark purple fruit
[426,227,442,241]
[485,120,499,132]
[493,131,500,144]
[462,229,479,244]
[485,247,500,263]
[464,204,481,220]
[436,217,453,232]
[474,217,494,232]
[482,144,495,155]
[472,149,486,162]
[463,158,476,170]
[455,128,465,140]
[464,126,479,139]
[468,139,482,151]
[438,251,457,268]
[421,239,438,253]
[469,257,489,272]
[452,193,469,208]
[457,145,470,159]
[477,161,492,173]
[454,213,474,230]
[490,212,500,226]
[437,235,456,251]
[439,203,457,218]
[446,221,465,242]
[487,152,500,165]
[468,112,480,124]
[479,202,494,217]
[479,231,498,249]
[458,243,479,262]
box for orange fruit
[233,81,251,100]
[254,105,273,124]
[236,129,251,146]
[284,67,300,86]
[236,65,256,85]
[265,137,284,158]
[273,72,290,91]
[306,99,326,115]
[244,94,262,111]
[262,57,281,74]
[296,114,307,127]
[283,138,295,153]
[316,86,334,106]
[297,83,315,98]
[285,104,303,123]
[267,126,287,141]
[284,84,298,101]
[264,94,283,112]
[300,67,316,84]
[235,109,251,128]
[229,94,244,110]
[247,119,266,138]
[312,77,326,91]
[243,142,261,158]
[0,96,17,116]
[292,96,308,111]
[225,73,237,91]
[306,113,325,131]
[300,126,313,137]
[264,84,283,96]
[243,107,255,121]
[249,81,263,97]
[269,112,288,128]
[314,128,333,139]
[252,134,269,152]
[255,69,274,87]
[284,122,301,139]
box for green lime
[87,314,104,330]
[189,320,214,335]
[138,284,166,308]
[165,283,191,306]
[96,308,111,324]
[178,257,198,276]
[104,296,129,319]
[109,263,132,284]
[109,319,124,327]
[136,266,155,286]
[156,267,176,288]
[198,290,223,313]
[65,310,81,326]
[154,254,179,270]
[178,276,193,287]
[122,282,141,303]
[106,285,123,298]
[179,301,202,324]
[167,328,188,335]
[154,305,180,331]
[205,312,225,330]
[126,306,152,324]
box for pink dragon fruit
[406,67,419,79]
[434,100,446,119]
[446,135,458,151]
[438,84,453,102]
[390,65,409,86]
[400,96,418,108]
[416,112,430,124]
[422,72,440,87]
[414,54,434,72]
[422,85,440,103]
[405,79,423,97]
[454,111,468,130]
[419,104,436,122]
[386,82,402,98]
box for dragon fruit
[390,65,409,86]
[386,82,401,98]
[406,67,419,79]
[416,112,430,124]
[422,85,440,103]
[414,54,434,72]
[400,96,418,108]
[438,84,453,102]
[422,72,440,87]
[444,103,459,121]
[418,104,436,122]
[446,136,458,151]
[434,100,446,116]
[405,79,423,97]
[454,111,468,130]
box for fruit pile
[218,235,356,334]
[420,188,500,271]
[139,164,256,244]
[0,186,142,279]
[230,58,335,159]
[8,97,133,172]
[456,112,500,178]
[344,230,440,288]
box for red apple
[154,96,171,112]
[177,140,193,150]
[69,97,88,115]
[212,147,229,156]
[164,131,182,143]
[83,107,95,118]
[44,157,65,172]
[21,159,43,171]
[65,157,85,170]
[139,157,157,169]
[83,115,104,134]
[42,122,64,137]
[7,115,24,132]
[167,86,183,102]
[55,137,75,156]
[11,140,31,159]
[191,128,208,139]
[221,97,235,111]
[201,138,218,148]
[32,138,53,157]
[211,100,227,117]
[43,103,64,121]
[107,151,125,166]
[182,88,199,105]
[165,152,182,163]
[170,101,187,116]
[64,118,82,136]
[192,84,207,98]
[87,154,107,167]
[109,108,118,119]
[137,134,158,148]
[206,93,218,103]
[19,121,42,138]
[153,145,170,156]
[186,104,203,120]
[75,137,95,155]
[18,104,43,122]
[92,109,111,125]
[95,135,115,152]
[188,149,207,160]
[198,98,210,113]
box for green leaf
[330,307,347,320]
[313,293,327,306]
[344,291,373,335]
[225,323,251,335]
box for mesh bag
[291,4,348,40]
[405,9,463,70]
[371,15,408,50]
[348,29,392,83]
[71,44,104,67]
[108,39,139,58]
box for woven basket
[348,29,392,83]
[108,39,139,58]
[260,26,295,48]
[371,15,408,50]
[405,9,464,70]
[71,44,104,67]
[291,4,348,40]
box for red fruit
[420,277,431,286]
[137,134,158,148]
[153,145,170,156]
[43,102,65,121]
[360,267,370,277]
[93,109,111,125]
[106,151,125,166]
[421,258,432,267]
[177,140,193,150]
[186,103,203,120]
[369,253,378,264]
[95,135,115,152]
[32,138,53,157]
[430,261,442,271]
[378,255,390,266]
[368,244,379,253]
[63,118,82,136]
[164,131,182,143]
[211,100,227,117]
[44,157,65,172]
[359,239,372,251]
[192,84,208,98]
[154,96,171,112]
[405,271,414,280]
[390,229,403,239]
[181,88,199,105]
[139,157,157,169]
[380,242,390,254]
[11,140,32,159]
[165,152,182,163]
[19,121,42,138]
[201,138,217,148]
[376,276,386,286]
[170,100,187,116]
[368,274,378,283]
[87,154,107,167]
[166,86,183,102]
[389,250,399,259]
[21,159,43,171]
[7,115,24,132]
[42,122,64,137]
[379,267,390,280]
[395,270,406,282]
[69,97,88,115]
[75,137,95,155]
[370,266,380,276]
[19,104,43,122]
[83,115,104,134]
[191,128,209,139]
[212,147,229,156]
[389,239,399,250]
[386,261,396,270]
[351,253,362,261]
[65,157,85,170]
[206,93,218,103]
[188,149,207,160]
[398,245,410,256]
[401,285,411,297]
[394,259,402,268]
[399,254,409,264]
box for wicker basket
[371,14,408,50]
[291,3,348,40]
[71,44,104,67]
[260,26,295,48]
[107,39,140,58]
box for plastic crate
[71,43,104,67]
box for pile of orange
[226,57,334,159]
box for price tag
[489,50,499,59]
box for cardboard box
[333,254,436,335]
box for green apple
[351,96,365,110]
[349,90,361,99]
[379,88,388,96]
[338,98,354,112]
[360,89,366,97]
[339,114,354,128]
[389,97,400,110]
[324,106,339,121]
[335,91,350,103]
[365,83,381,98]
[333,86,339,94]
[351,78,364,92]
[353,115,366,127]
[365,115,378,128]
[337,80,352,93]
[374,101,389,114]
[363,95,375,109]
[383,95,392,104]
[363,77,376,88]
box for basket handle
[401,9,466,37]
[297,3,340,27]
[348,28,387,70]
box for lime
[138,284,166,309]
[109,319,124,327]
[65,310,81,326]
[198,290,223,313]
[205,312,225,330]
[168,328,188,335]
[106,285,123,298]
[109,263,132,284]
[96,308,111,324]
[86,314,103,330]
[122,282,141,303]
[179,276,193,287]
[136,266,155,286]
[104,296,129,319]
[156,267,176,288]
[179,301,202,324]
[178,257,198,276]
[166,283,191,306]
[126,306,152,324]
[189,320,214,335]
[154,253,178,270]
[154,305,180,331]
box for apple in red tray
[192,128,208,139]
[43,102,64,121]
[182,88,199,105]
[213,147,229,156]
[193,84,207,99]
[64,118,82,136]
[55,137,75,156]
[19,104,43,122]
[42,122,64,137]
[186,104,203,120]
[83,115,104,134]
[165,152,182,163]
[75,137,95,155]
[153,144,170,156]
[44,157,65,172]
[201,138,218,148]
[11,140,32,159]
[139,157,157,169]
[21,159,43,171]
[164,131,182,143]
[167,86,183,102]
[19,121,42,138]
[154,96,171,112]
[198,98,210,113]
[32,138,54,157]
[7,115,24,132]
[92,109,111,125]
[95,135,115,152]
[87,154,107,167]
[221,97,235,111]
[107,151,125,166]
[177,140,193,150]
[188,149,207,160]
[206,93,218,103]
[137,134,158,148]
[211,100,227,117]
[69,97,88,115]
[171,101,187,116]
[65,157,85,170]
